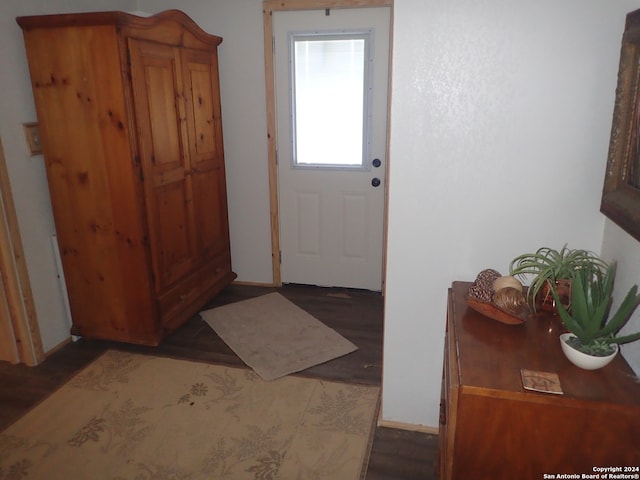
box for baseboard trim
[44,336,74,357]
[231,280,278,288]
[377,419,439,435]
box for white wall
[601,221,640,374]
[385,0,640,427]
[4,0,640,430]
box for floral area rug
[0,350,380,479]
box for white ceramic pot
[559,333,618,370]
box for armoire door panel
[144,63,183,168]
[151,181,196,287]
[192,167,229,259]
[130,40,186,172]
[129,38,198,292]
[181,47,229,261]
[186,63,217,157]
[182,49,223,161]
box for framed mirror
[601,8,640,242]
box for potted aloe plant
[509,245,609,313]
[552,262,640,370]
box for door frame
[262,0,393,287]
[0,136,44,365]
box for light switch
[23,122,42,156]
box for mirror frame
[601,8,640,242]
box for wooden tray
[465,296,528,325]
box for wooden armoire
[17,10,236,346]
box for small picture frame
[23,122,42,156]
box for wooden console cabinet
[439,281,640,480]
[17,11,236,345]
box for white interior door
[274,7,390,291]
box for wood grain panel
[0,138,43,365]
[129,39,197,292]
[439,282,640,480]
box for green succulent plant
[552,262,640,356]
[509,244,609,311]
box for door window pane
[290,32,371,168]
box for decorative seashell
[493,275,523,293]
[493,287,526,315]
[468,268,502,302]
[475,268,501,287]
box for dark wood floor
[0,283,438,479]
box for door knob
[371,177,381,187]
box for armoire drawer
[158,253,232,325]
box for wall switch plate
[23,122,42,156]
